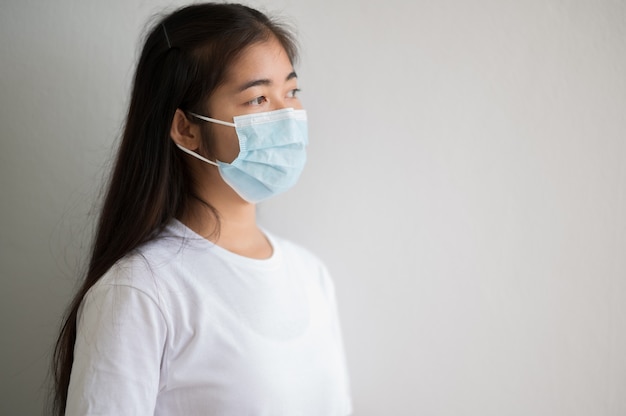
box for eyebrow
[237,71,298,92]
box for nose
[270,96,288,111]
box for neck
[182,187,257,240]
[178,163,272,259]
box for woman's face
[205,36,302,163]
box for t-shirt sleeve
[65,281,167,416]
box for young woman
[52,3,352,415]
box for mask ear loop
[189,112,236,127]
[175,112,237,166]
[175,144,219,167]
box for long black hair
[51,3,297,414]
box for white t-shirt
[66,220,352,415]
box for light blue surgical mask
[175,108,308,203]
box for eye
[287,88,301,99]
[247,96,267,106]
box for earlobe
[170,109,200,150]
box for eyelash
[245,89,301,106]
[247,96,268,106]
[287,88,301,98]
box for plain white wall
[1,0,625,415]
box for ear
[170,109,202,150]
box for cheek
[292,98,304,110]
[208,124,240,163]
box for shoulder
[270,232,324,267]
[92,227,195,300]
[268,232,337,295]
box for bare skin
[169,36,302,259]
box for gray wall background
[1,0,625,415]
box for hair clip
[162,23,172,48]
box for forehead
[222,37,293,84]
